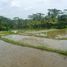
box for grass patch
[1,37,67,56]
[58,38,67,40]
[0,31,16,36]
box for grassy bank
[0,31,16,36]
[0,37,67,56]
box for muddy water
[4,34,67,51]
[0,40,67,67]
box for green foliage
[0,9,67,31]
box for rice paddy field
[0,29,67,67]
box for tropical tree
[47,9,62,23]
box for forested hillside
[0,9,67,31]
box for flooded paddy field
[0,29,67,67]
[0,40,67,67]
[4,29,67,51]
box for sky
[0,0,67,19]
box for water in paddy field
[4,29,67,51]
[0,40,67,67]
[0,29,67,67]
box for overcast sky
[0,0,67,19]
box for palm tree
[47,9,62,23]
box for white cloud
[0,0,67,18]
[0,7,3,10]
[10,0,21,8]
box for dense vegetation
[0,9,67,31]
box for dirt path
[0,40,67,67]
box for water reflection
[47,29,67,39]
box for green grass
[58,38,67,40]
[1,37,67,56]
[0,31,15,36]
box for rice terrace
[0,0,67,67]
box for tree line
[0,9,67,31]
